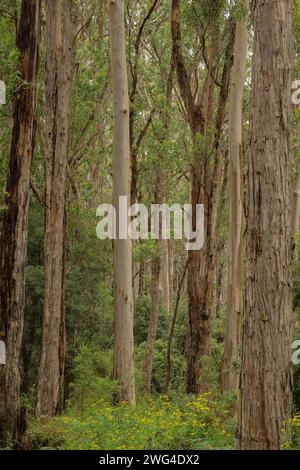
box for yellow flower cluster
[291,413,300,428]
[30,393,235,450]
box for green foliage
[136,339,185,394]
[68,345,119,415]
[134,295,170,345]
[2,0,300,452]
[288,413,300,449]
[29,393,236,450]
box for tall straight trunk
[220,0,248,392]
[0,0,41,446]
[186,160,217,393]
[238,0,294,450]
[109,0,135,405]
[36,0,73,417]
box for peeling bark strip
[36,0,73,417]
[0,0,41,446]
[109,0,135,404]
[238,0,294,450]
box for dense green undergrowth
[28,398,300,451]
[29,393,237,450]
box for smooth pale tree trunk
[36,0,73,417]
[238,0,294,450]
[109,0,135,405]
[0,0,41,446]
[220,0,248,392]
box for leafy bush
[67,345,119,415]
[136,339,186,394]
[29,393,236,450]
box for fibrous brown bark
[109,0,135,405]
[0,0,41,446]
[36,0,73,417]
[238,0,294,450]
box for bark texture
[36,0,73,417]
[238,0,294,450]
[109,0,136,405]
[0,0,41,446]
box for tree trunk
[171,0,234,394]
[0,0,41,446]
[185,41,234,394]
[220,0,248,392]
[238,0,294,450]
[109,0,135,405]
[36,0,73,417]
[164,258,188,393]
[186,172,213,393]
